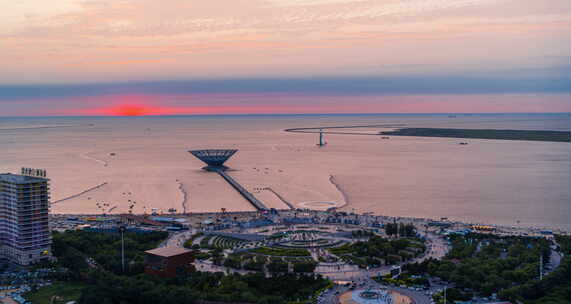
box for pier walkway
[216,169,269,211]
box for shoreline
[177,181,189,214]
[380,127,571,143]
[285,124,571,142]
[329,175,349,210]
[49,208,571,235]
[46,165,570,233]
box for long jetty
[188,149,269,212]
[216,170,269,211]
[265,187,294,210]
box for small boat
[459,142,468,145]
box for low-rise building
[144,247,194,278]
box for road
[546,242,563,275]
[317,284,349,304]
[390,286,432,304]
[316,229,449,303]
[422,230,450,261]
[317,230,450,281]
[160,229,196,248]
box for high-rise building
[0,170,51,265]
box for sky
[1,0,570,116]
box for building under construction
[0,169,51,265]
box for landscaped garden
[210,235,248,249]
[327,236,426,268]
[251,246,311,257]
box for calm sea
[1,113,570,231]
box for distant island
[380,128,571,142]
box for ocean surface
[1,113,570,231]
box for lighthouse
[317,129,327,147]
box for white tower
[317,129,327,147]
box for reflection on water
[1,114,570,231]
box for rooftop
[145,246,192,258]
[0,173,48,184]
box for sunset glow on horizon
[95,104,163,117]
[25,92,568,117]
[1,0,570,116]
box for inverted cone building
[188,149,238,171]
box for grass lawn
[24,282,86,304]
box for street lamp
[119,225,126,273]
[443,285,447,304]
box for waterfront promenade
[159,218,450,304]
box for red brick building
[144,247,194,278]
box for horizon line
[1,112,571,118]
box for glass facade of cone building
[188,149,238,171]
